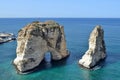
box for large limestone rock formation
[13,21,69,73]
[79,25,106,69]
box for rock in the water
[0,32,16,44]
[79,25,106,69]
[13,21,69,73]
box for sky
[0,0,120,18]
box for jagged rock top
[18,21,62,38]
[23,20,60,29]
[90,25,104,39]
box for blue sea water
[0,18,120,80]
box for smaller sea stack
[79,25,106,69]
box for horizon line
[0,17,120,19]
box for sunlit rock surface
[13,21,69,73]
[79,25,106,69]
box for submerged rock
[13,21,69,73]
[79,25,106,69]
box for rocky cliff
[13,21,69,73]
[79,25,106,69]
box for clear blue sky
[0,0,120,18]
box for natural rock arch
[13,21,69,73]
[44,52,51,62]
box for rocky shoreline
[0,32,16,44]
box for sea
[0,18,120,80]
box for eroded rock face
[79,25,106,69]
[13,21,69,73]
